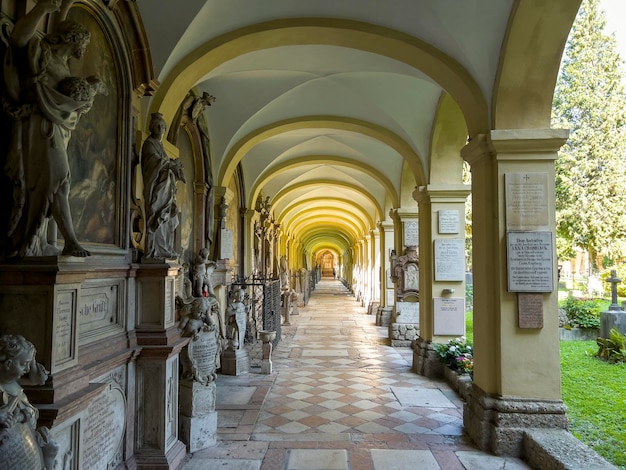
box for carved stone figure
[141,112,186,260]
[0,335,58,469]
[225,286,249,350]
[193,248,216,298]
[279,255,289,290]
[3,0,106,258]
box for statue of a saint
[141,113,186,260]
[3,0,105,258]
[0,335,58,469]
[225,286,249,350]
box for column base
[377,307,392,327]
[135,440,186,470]
[411,337,444,377]
[179,412,217,453]
[464,384,568,457]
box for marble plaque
[79,284,118,337]
[165,277,175,326]
[54,291,75,367]
[434,239,465,281]
[505,173,549,231]
[184,330,218,384]
[386,289,395,306]
[403,221,418,247]
[82,383,126,470]
[404,264,419,290]
[0,422,44,470]
[438,210,460,234]
[395,301,419,323]
[507,231,553,292]
[518,293,544,328]
[220,229,233,259]
[433,297,465,335]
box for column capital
[214,186,234,205]
[377,220,394,231]
[414,184,471,204]
[389,208,418,221]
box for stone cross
[606,269,623,311]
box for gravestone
[600,270,626,338]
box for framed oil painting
[67,6,120,246]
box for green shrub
[433,337,473,374]
[600,265,626,297]
[596,328,626,363]
[560,296,601,329]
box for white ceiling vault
[136,0,579,257]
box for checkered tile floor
[181,279,530,470]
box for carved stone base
[463,384,568,457]
[411,337,444,378]
[221,348,250,376]
[376,307,392,327]
[179,381,216,417]
[179,412,217,452]
[135,440,187,470]
[261,342,273,374]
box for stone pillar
[377,221,395,326]
[134,262,187,469]
[412,185,470,377]
[460,129,569,456]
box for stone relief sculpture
[193,248,216,298]
[0,335,59,469]
[141,112,186,260]
[279,255,289,290]
[225,286,249,351]
[3,0,106,258]
[178,297,220,384]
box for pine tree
[552,0,626,270]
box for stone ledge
[523,429,618,470]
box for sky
[601,0,626,59]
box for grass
[560,340,626,469]
[465,310,625,468]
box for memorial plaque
[183,330,219,384]
[433,297,465,335]
[386,290,395,306]
[165,278,175,325]
[518,293,544,328]
[0,422,44,470]
[434,239,465,281]
[82,383,126,470]
[404,264,419,290]
[395,301,419,323]
[507,231,553,292]
[403,221,418,247]
[438,210,460,234]
[220,229,233,259]
[54,291,75,366]
[505,173,549,231]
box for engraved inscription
[438,210,460,234]
[403,221,418,247]
[433,297,465,335]
[505,173,549,230]
[55,292,74,363]
[518,293,544,328]
[0,423,44,469]
[395,301,419,324]
[82,384,126,470]
[507,232,553,292]
[220,228,233,259]
[434,239,465,281]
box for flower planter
[559,327,600,341]
[443,366,472,401]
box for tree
[552,0,626,271]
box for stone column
[412,185,470,377]
[377,221,395,326]
[460,129,569,456]
[134,261,187,469]
[369,229,381,311]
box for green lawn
[560,340,626,469]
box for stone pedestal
[134,262,187,469]
[600,309,626,338]
[463,384,568,457]
[377,307,393,327]
[179,381,217,452]
[261,341,273,374]
[282,290,291,325]
[221,348,250,376]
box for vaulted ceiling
[136,0,579,258]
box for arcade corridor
[182,280,529,470]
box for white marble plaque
[434,239,465,281]
[395,301,419,324]
[433,297,465,335]
[438,210,460,234]
[505,173,549,231]
[507,231,553,292]
[404,264,419,290]
[220,229,233,259]
[82,383,126,470]
[386,289,395,306]
[403,221,418,247]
